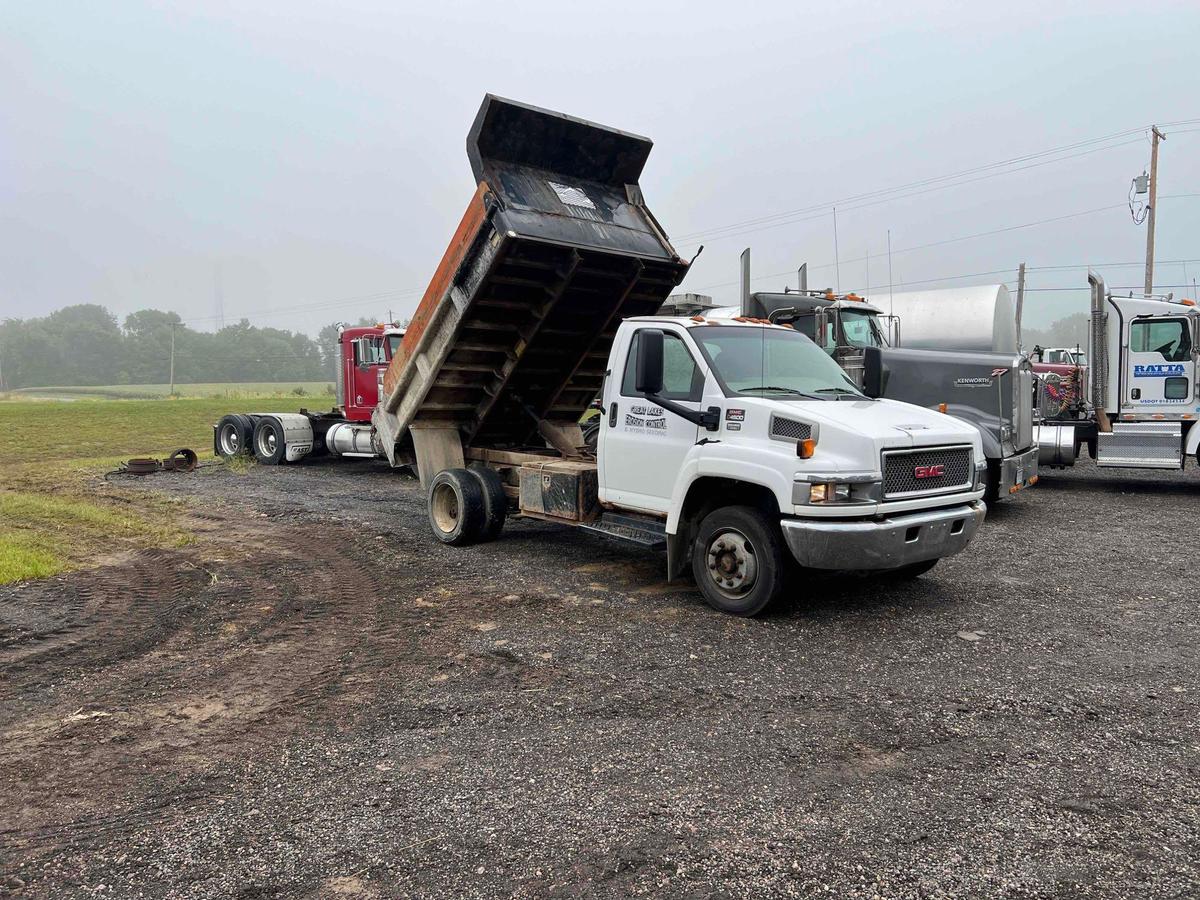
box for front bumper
[1000,445,1039,494]
[779,501,986,571]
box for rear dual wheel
[252,417,286,465]
[427,467,507,546]
[215,414,255,458]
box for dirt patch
[0,457,1197,897]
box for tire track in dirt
[0,549,208,689]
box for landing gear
[691,506,785,616]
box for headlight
[810,483,852,503]
[798,479,881,505]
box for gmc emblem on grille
[914,464,945,479]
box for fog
[3,0,1198,335]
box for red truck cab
[338,325,406,422]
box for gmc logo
[914,464,945,479]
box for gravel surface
[1,457,1197,898]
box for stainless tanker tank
[870,284,1017,353]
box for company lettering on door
[624,404,667,434]
[1133,364,1187,377]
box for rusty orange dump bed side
[374,95,689,456]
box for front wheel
[690,506,786,616]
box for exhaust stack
[1088,272,1111,432]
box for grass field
[0,392,334,584]
[3,381,335,401]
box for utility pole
[169,322,177,396]
[1144,126,1166,296]
[1015,262,1026,351]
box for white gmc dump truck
[218,95,988,615]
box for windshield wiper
[812,386,865,399]
[742,385,826,401]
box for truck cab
[594,315,987,612]
[336,324,406,423]
[707,289,1037,501]
[1036,274,1200,470]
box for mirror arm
[645,394,721,431]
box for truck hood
[769,397,978,447]
[723,396,984,478]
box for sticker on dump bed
[726,408,745,422]
[548,181,596,210]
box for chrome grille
[770,416,812,441]
[882,446,973,498]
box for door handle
[609,402,618,427]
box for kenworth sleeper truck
[216,95,988,615]
[702,269,1036,503]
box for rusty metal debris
[109,448,200,478]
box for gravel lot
[1,457,1197,898]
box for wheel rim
[431,482,460,534]
[256,428,277,458]
[219,425,241,455]
[704,528,758,600]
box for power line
[683,193,1200,295]
[672,136,1149,247]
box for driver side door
[599,328,704,513]
[1125,316,1194,409]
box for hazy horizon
[3,1,1198,338]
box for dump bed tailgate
[376,95,689,454]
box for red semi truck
[213,323,405,464]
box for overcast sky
[3,1,1198,335]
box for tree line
[0,304,377,390]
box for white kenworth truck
[217,95,988,615]
[1036,273,1200,471]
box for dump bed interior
[378,95,689,452]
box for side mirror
[814,308,830,350]
[863,346,890,398]
[635,330,664,396]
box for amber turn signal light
[938,402,948,414]
[797,438,816,459]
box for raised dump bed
[373,95,689,479]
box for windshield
[694,326,866,399]
[387,334,404,358]
[840,310,884,348]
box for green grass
[4,381,335,401]
[0,394,334,468]
[0,393,331,584]
[0,492,192,584]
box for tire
[215,414,253,458]
[879,559,939,580]
[428,468,487,546]
[252,417,287,465]
[690,505,786,616]
[467,466,507,542]
[581,420,600,454]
